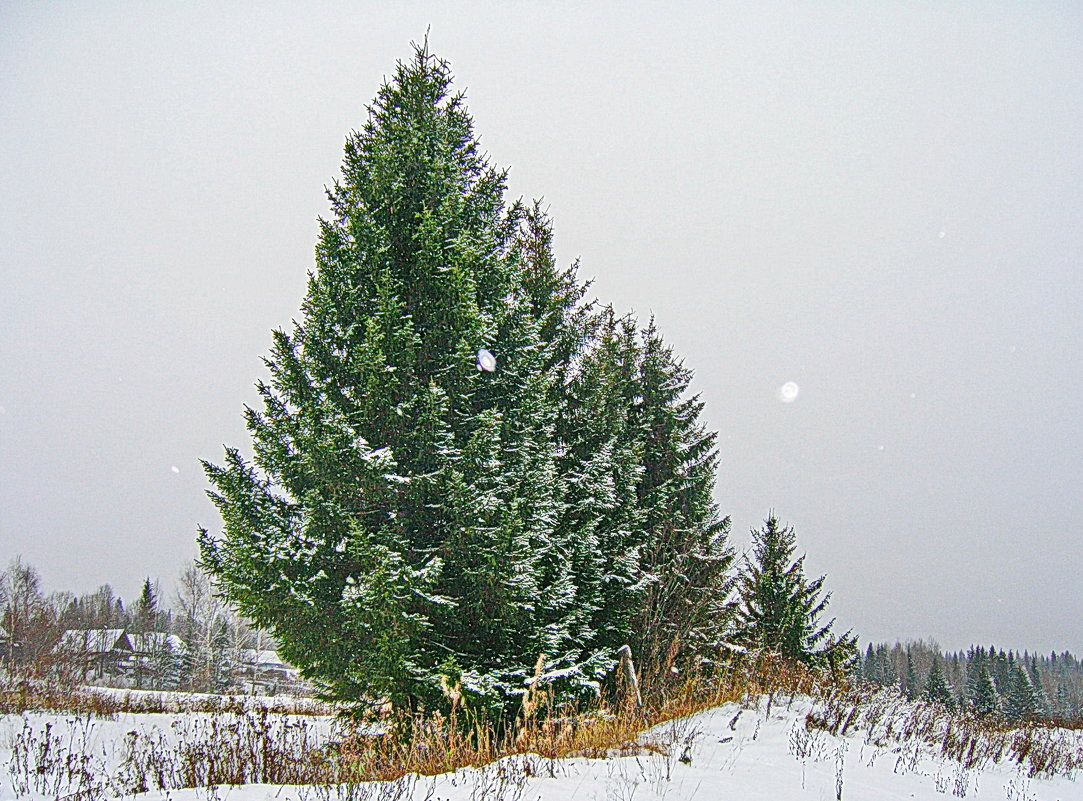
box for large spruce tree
[200,43,731,720]
[626,320,734,686]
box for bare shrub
[6,715,104,799]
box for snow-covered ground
[2,696,1081,800]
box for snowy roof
[239,649,289,668]
[55,629,132,654]
[127,632,186,654]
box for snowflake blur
[476,348,497,372]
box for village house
[127,631,186,656]
[235,648,306,695]
[53,628,134,679]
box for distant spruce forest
[858,640,1083,724]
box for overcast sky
[2,2,1081,655]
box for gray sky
[2,2,1081,655]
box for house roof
[54,628,132,654]
[240,649,288,668]
[127,632,186,654]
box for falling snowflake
[777,382,800,403]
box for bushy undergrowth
[0,676,101,716]
[5,653,1083,799]
[6,707,332,798]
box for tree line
[858,639,1083,724]
[3,506,853,704]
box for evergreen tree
[905,651,919,700]
[132,578,159,634]
[876,644,896,687]
[992,648,1012,696]
[149,636,183,692]
[923,657,954,709]
[862,644,879,684]
[199,42,733,720]
[734,514,855,669]
[201,44,572,718]
[971,664,999,716]
[558,312,734,689]
[1027,656,1048,715]
[966,646,987,701]
[628,320,735,685]
[1055,683,1073,719]
[1004,665,1042,722]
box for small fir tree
[735,514,855,669]
[991,648,1012,695]
[923,657,954,709]
[1055,683,1073,719]
[557,312,734,690]
[966,646,987,700]
[905,651,919,700]
[149,636,183,692]
[971,663,999,716]
[1027,657,1049,715]
[1005,665,1042,722]
[132,578,159,634]
[629,320,735,685]
[861,644,879,684]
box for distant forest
[858,640,1083,724]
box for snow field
[2,696,1081,800]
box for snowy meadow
[4,659,1083,800]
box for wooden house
[54,628,134,678]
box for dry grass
[806,681,1083,780]
[316,651,830,782]
[0,674,331,717]
[6,706,334,798]
[3,653,818,798]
